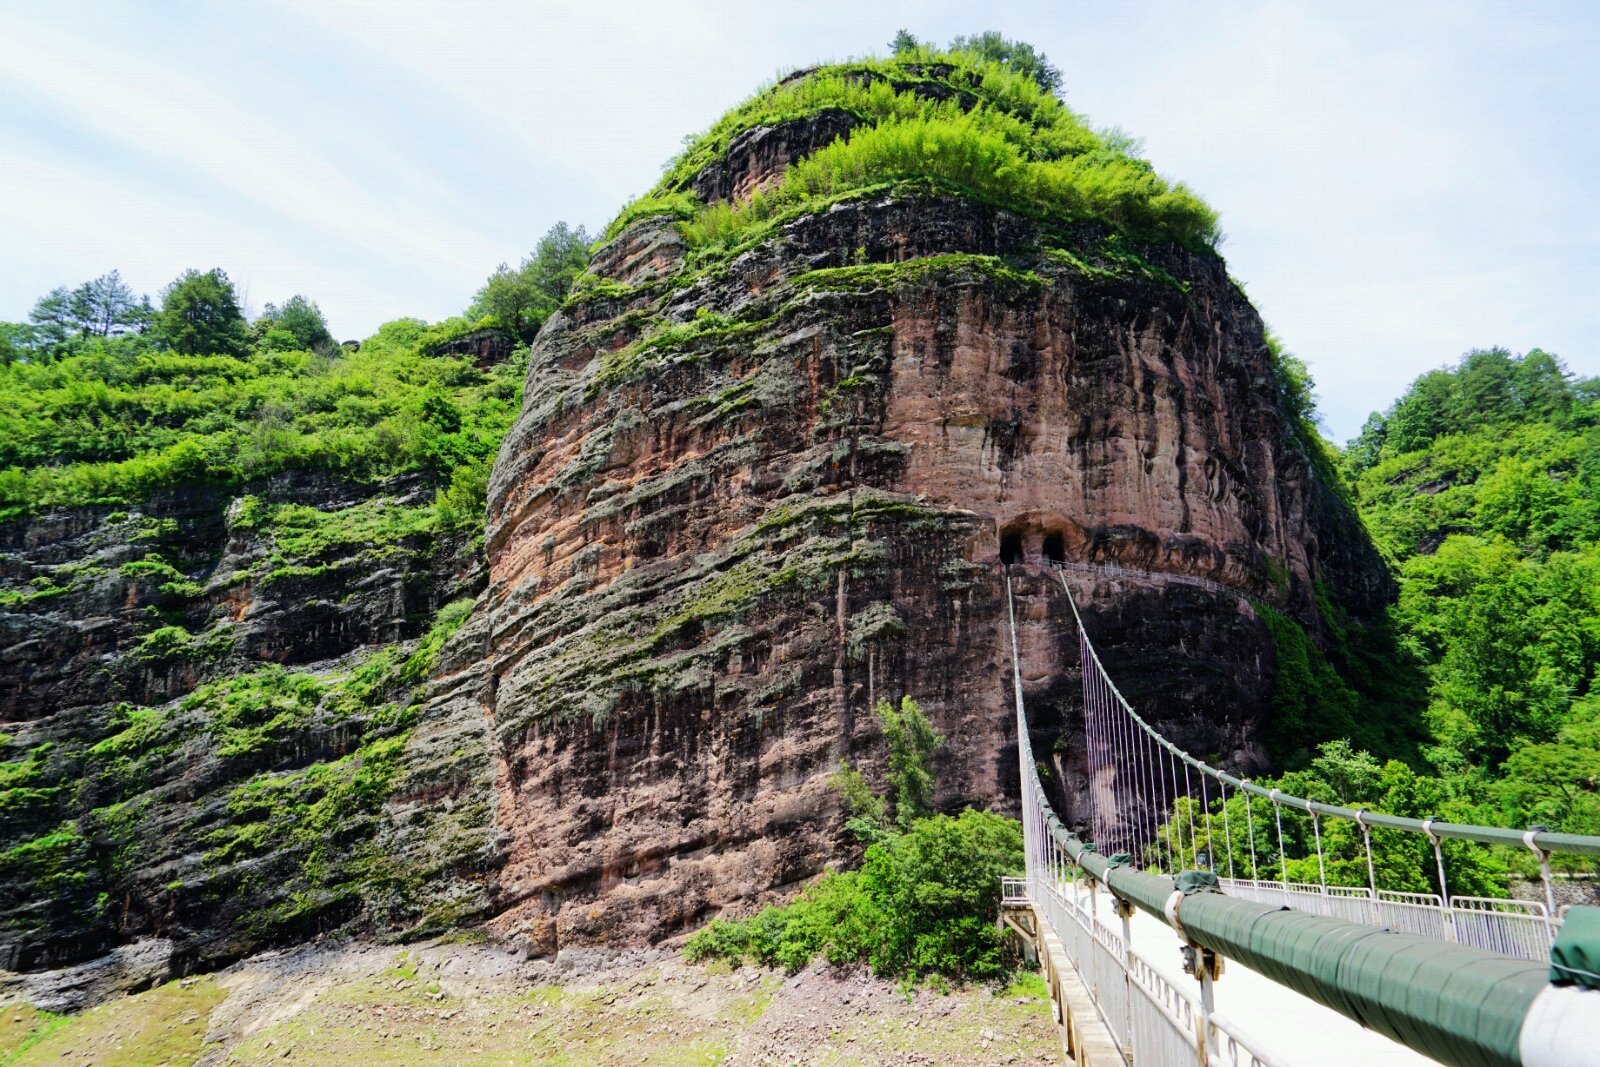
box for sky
[1,0,1596,441]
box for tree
[873,696,943,828]
[28,287,75,349]
[72,271,143,337]
[947,31,1063,93]
[1452,347,1516,428]
[0,322,34,366]
[890,29,921,54]
[467,221,592,340]
[1385,368,1456,454]
[153,268,249,356]
[1511,348,1573,420]
[255,295,335,352]
[127,295,156,334]
[1345,411,1389,472]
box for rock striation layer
[0,471,485,975]
[460,142,1389,950]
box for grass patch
[2,977,223,1067]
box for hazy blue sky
[1,0,1595,440]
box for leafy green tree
[890,29,921,54]
[27,273,149,349]
[852,811,1022,978]
[874,696,942,827]
[829,759,891,842]
[28,287,75,349]
[1453,347,1517,427]
[0,323,38,366]
[153,269,249,356]
[1308,739,1383,802]
[73,271,145,337]
[948,31,1062,93]
[1264,326,1318,428]
[255,295,335,352]
[468,221,591,340]
[1346,411,1388,470]
[684,810,1022,981]
[1512,348,1572,419]
[1384,368,1456,456]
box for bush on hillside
[684,809,1023,981]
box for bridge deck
[1077,890,1436,1067]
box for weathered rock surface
[462,180,1389,952]
[0,471,487,973]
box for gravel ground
[1,934,1062,1066]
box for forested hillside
[1346,348,1600,835]
[0,227,587,972]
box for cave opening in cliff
[1042,531,1066,563]
[999,531,1025,565]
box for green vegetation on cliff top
[608,35,1218,250]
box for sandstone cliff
[445,60,1391,953]
[0,468,486,976]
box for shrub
[678,112,1218,251]
[684,810,1023,982]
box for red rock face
[457,191,1388,951]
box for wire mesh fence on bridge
[1003,564,1600,1067]
[1006,574,1286,1067]
[1051,562,1600,964]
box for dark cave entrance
[1042,531,1066,563]
[999,531,1025,565]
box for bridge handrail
[1050,563,1600,860]
[1005,572,1591,1067]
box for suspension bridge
[999,563,1600,1067]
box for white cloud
[0,11,498,277]
[1,0,1593,438]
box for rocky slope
[447,65,1391,953]
[0,468,488,976]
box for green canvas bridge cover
[1174,870,1221,895]
[1550,906,1600,991]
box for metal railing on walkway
[1002,566,1600,1067]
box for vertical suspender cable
[1273,791,1289,888]
[1220,777,1237,881]
[1360,812,1379,925]
[1184,761,1198,868]
[1202,774,1217,872]
[1108,671,1125,854]
[1312,810,1328,893]
[1146,730,1167,874]
[1243,781,1259,882]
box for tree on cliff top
[25,271,152,353]
[254,294,335,353]
[153,268,249,357]
[890,30,1063,95]
[469,221,592,341]
[947,31,1063,94]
